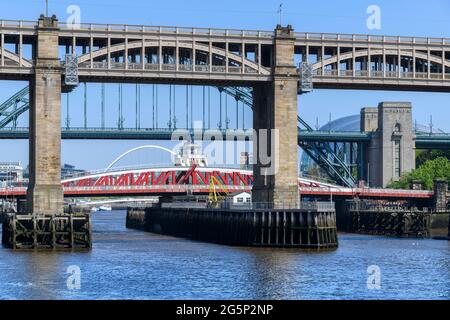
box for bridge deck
[0,128,448,149]
[1,19,450,90]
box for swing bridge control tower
[3,14,450,248]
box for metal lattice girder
[64,54,79,86]
[0,84,356,186]
[299,62,313,93]
[0,86,29,129]
[221,87,356,187]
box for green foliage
[388,157,450,190]
[416,149,450,167]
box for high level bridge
[2,19,450,90]
[0,15,450,214]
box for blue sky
[1,0,450,170]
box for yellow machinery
[207,176,229,208]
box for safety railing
[62,185,250,192]
[77,61,261,74]
[298,186,434,196]
[313,69,449,80]
[221,201,336,211]
[347,201,434,213]
[0,20,37,29]
[295,32,449,45]
[58,22,274,39]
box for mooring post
[33,214,37,248]
[12,214,17,249]
[69,214,74,248]
[51,218,56,248]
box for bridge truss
[1,82,450,187]
[0,82,361,187]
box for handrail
[295,32,450,45]
[1,18,449,45]
[58,22,274,38]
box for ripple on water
[0,211,449,300]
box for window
[237,197,244,203]
[394,140,401,177]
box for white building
[0,162,23,182]
[231,192,251,205]
[174,142,208,167]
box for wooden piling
[2,213,92,250]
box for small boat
[91,205,112,212]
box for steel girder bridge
[1,20,450,91]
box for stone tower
[366,102,415,188]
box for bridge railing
[78,60,263,74]
[315,69,448,80]
[0,20,37,29]
[222,201,336,211]
[347,201,435,213]
[64,165,171,178]
[58,22,274,38]
[298,186,434,196]
[295,32,449,45]
[62,185,250,193]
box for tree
[416,149,450,167]
[388,157,450,190]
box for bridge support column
[252,25,299,208]
[27,15,63,214]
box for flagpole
[278,3,283,26]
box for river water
[0,210,448,300]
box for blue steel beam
[0,86,29,129]
[0,127,448,146]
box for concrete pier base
[126,205,338,249]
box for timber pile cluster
[2,213,92,249]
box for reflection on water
[0,210,449,300]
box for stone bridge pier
[27,15,63,214]
[252,25,299,208]
[23,17,302,213]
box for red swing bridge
[0,165,434,200]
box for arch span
[77,40,270,75]
[0,47,32,67]
[105,145,177,173]
[312,49,450,71]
